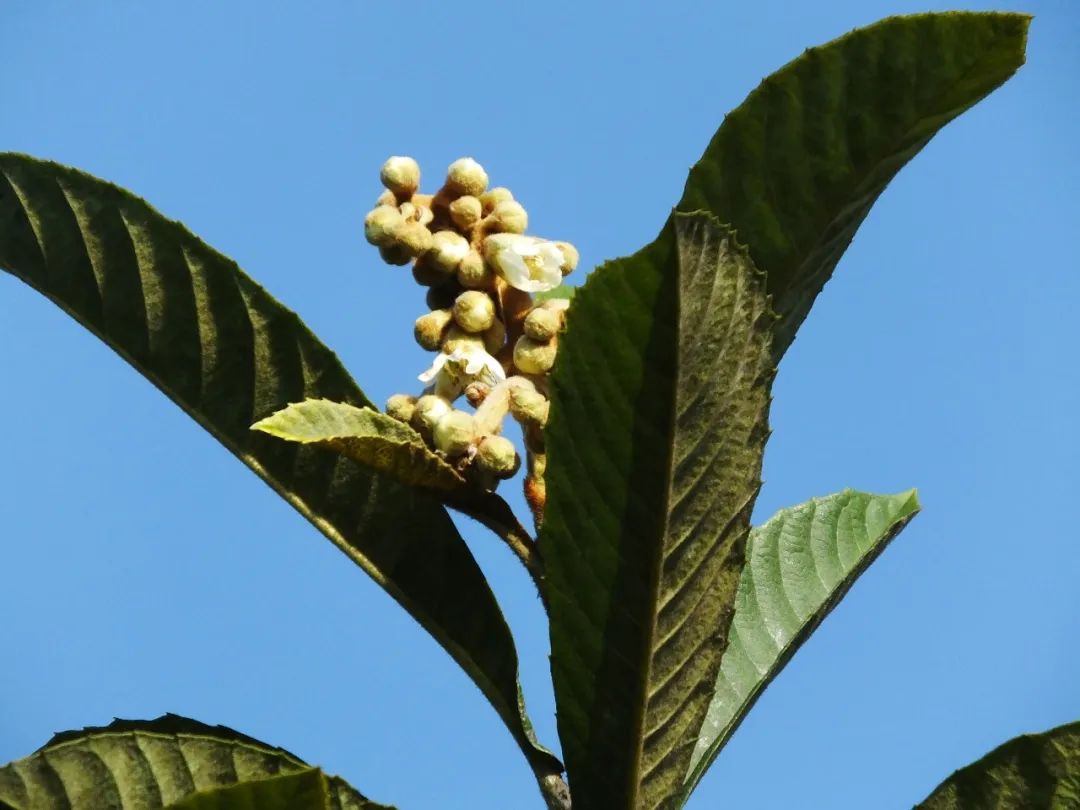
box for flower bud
[379,243,413,266]
[452,290,496,333]
[475,435,520,479]
[487,200,528,234]
[523,307,562,341]
[510,383,550,427]
[482,317,506,355]
[433,409,477,457]
[446,157,488,197]
[426,280,464,311]
[479,187,514,214]
[394,221,434,256]
[457,249,494,289]
[514,335,558,374]
[412,395,451,438]
[412,256,450,286]
[465,381,490,406]
[414,308,454,351]
[386,393,417,423]
[430,230,471,272]
[365,205,405,247]
[449,195,483,231]
[380,156,420,198]
[555,241,579,275]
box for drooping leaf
[0,715,392,810]
[165,768,329,810]
[917,720,1080,809]
[678,11,1029,358]
[0,154,560,778]
[252,399,467,492]
[542,212,776,810]
[679,489,920,804]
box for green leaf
[917,720,1080,808]
[678,11,1029,358]
[680,488,920,804]
[0,154,559,778]
[165,768,329,810]
[533,283,575,303]
[542,212,777,810]
[0,715,392,810]
[252,399,467,492]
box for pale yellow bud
[514,335,558,374]
[412,395,451,438]
[480,187,514,214]
[449,195,483,231]
[509,382,550,427]
[482,317,506,355]
[457,249,494,289]
[452,291,496,333]
[394,221,434,256]
[414,309,454,351]
[523,307,562,341]
[475,435,520,479]
[365,205,405,247]
[446,157,488,197]
[555,241,579,275]
[488,200,528,234]
[430,230,471,272]
[433,409,477,456]
[380,156,421,197]
[386,393,417,423]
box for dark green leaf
[917,720,1080,809]
[0,154,559,777]
[680,489,920,804]
[252,399,468,492]
[0,715,391,810]
[165,768,329,810]
[678,11,1029,358]
[542,212,776,809]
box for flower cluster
[365,155,576,523]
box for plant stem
[536,771,571,810]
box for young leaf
[0,714,392,810]
[0,154,559,780]
[917,720,1080,808]
[678,11,1030,358]
[533,283,575,304]
[679,489,920,804]
[165,768,330,810]
[252,399,467,492]
[542,212,776,809]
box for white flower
[419,340,506,399]
[483,234,564,293]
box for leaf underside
[917,720,1080,809]
[0,715,391,810]
[680,489,920,803]
[543,212,776,810]
[165,768,329,810]
[0,154,557,775]
[251,399,467,492]
[678,11,1030,361]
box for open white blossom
[419,341,506,399]
[484,234,564,292]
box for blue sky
[1,2,1077,808]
